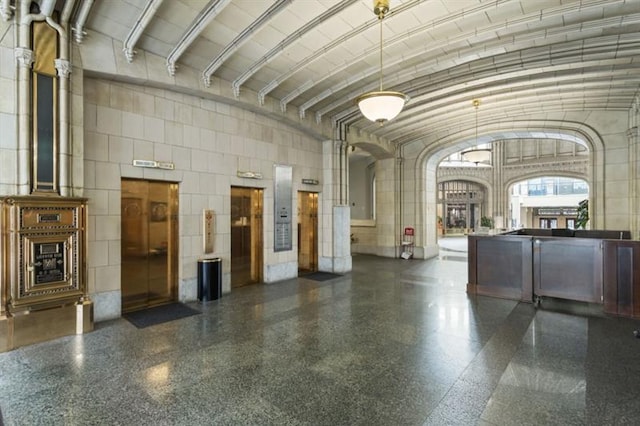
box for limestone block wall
[83,78,323,321]
[350,221,376,255]
[588,111,631,231]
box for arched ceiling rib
[231,0,360,98]
[78,0,640,146]
[165,0,232,77]
[202,0,293,88]
[123,0,164,63]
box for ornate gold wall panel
[0,196,93,352]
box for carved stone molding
[437,167,492,180]
[167,61,177,77]
[437,159,589,185]
[54,59,72,78]
[1,1,13,21]
[502,159,589,182]
[14,48,34,68]
[123,47,135,63]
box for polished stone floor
[1,248,640,425]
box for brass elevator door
[121,179,178,313]
[230,187,263,288]
[298,191,318,273]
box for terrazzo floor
[1,247,639,425]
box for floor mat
[301,271,343,282]
[124,303,201,329]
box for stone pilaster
[491,141,505,228]
[55,58,71,196]
[14,44,32,195]
[375,157,397,257]
[319,139,351,272]
[629,126,639,239]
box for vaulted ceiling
[71,0,640,146]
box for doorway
[230,187,263,287]
[298,191,318,273]
[121,179,178,313]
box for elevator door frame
[121,179,179,313]
[230,186,264,288]
[298,191,319,273]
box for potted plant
[480,216,493,228]
[576,199,589,229]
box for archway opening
[437,180,489,236]
[509,177,589,230]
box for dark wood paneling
[603,240,640,318]
[469,233,640,319]
[468,235,532,301]
[534,238,602,303]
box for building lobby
[1,0,640,424]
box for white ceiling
[75,0,640,146]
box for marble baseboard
[265,261,297,283]
[318,256,333,272]
[420,244,440,259]
[222,272,231,294]
[179,277,198,302]
[377,246,397,258]
[318,256,352,273]
[333,255,351,273]
[91,290,121,322]
[351,244,378,255]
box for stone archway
[413,120,604,258]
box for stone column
[55,59,71,196]
[319,139,351,273]
[491,141,505,229]
[375,157,396,257]
[629,126,639,239]
[14,45,32,195]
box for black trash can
[197,258,222,301]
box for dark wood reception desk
[467,229,640,319]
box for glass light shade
[461,148,492,164]
[356,91,408,124]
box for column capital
[627,126,639,141]
[54,59,72,78]
[15,48,34,68]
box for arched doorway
[437,180,489,235]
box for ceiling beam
[123,0,164,63]
[202,0,293,88]
[72,0,94,44]
[166,0,232,76]
[231,0,360,98]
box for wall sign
[237,171,263,179]
[133,159,175,170]
[203,209,214,254]
[33,241,66,284]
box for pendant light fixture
[356,0,408,125]
[461,99,492,165]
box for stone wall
[83,78,324,320]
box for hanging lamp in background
[356,0,408,125]
[461,99,492,165]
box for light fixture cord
[379,11,383,91]
[475,101,478,143]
